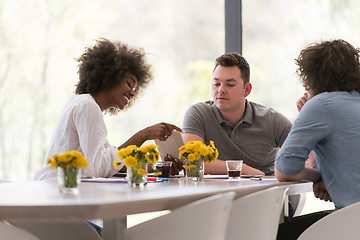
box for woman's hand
[164,154,184,175]
[119,122,182,149]
[140,122,182,141]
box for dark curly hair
[75,38,152,114]
[295,39,360,95]
[214,52,250,84]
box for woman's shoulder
[67,94,96,107]
[64,94,101,113]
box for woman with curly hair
[275,39,360,239]
[34,38,181,180]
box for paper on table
[81,177,127,183]
[155,131,185,162]
[204,175,229,179]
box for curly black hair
[214,52,250,84]
[295,39,360,95]
[75,38,152,114]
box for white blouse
[34,94,124,180]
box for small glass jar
[127,164,148,187]
[185,159,204,181]
[58,167,81,194]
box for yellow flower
[185,142,195,151]
[139,145,149,153]
[116,148,127,159]
[46,158,51,166]
[178,149,186,159]
[145,152,158,164]
[183,165,196,169]
[210,140,215,149]
[193,141,202,151]
[207,146,214,154]
[47,151,88,169]
[214,149,219,159]
[178,140,218,164]
[47,158,58,169]
[137,168,148,175]
[183,164,196,169]
[187,153,196,162]
[123,156,138,168]
[193,152,201,160]
[125,145,138,155]
[113,160,119,169]
[146,144,158,150]
[49,154,59,165]
[179,145,186,151]
[199,146,209,156]
[116,144,159,172]
[74,155,89,168]
[154,171,162,176]
[57,154,72,164]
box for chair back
[13,222,102,240]
[125,191,236,240]
[225,186,288,240]
[298,201,360,240]
[0,221,40,240]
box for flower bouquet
[114,144,160,187]
[179,140,218,181]
[47,150,89,194]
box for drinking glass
[225,160,243,179]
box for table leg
[103,217,127,240]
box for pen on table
[157,177,169,182]
[250,177,262,181]
[147,177,169,182]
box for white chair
[13,222,102,240]
[288,193,306,217]
[0,221,40,240]
[124,192,236,240]
[298,201,360,240]
[225,186,288,240]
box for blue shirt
[275,91,360,209]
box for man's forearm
[205,160,265,175]
[275,167,321,182]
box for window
[0,0,224,180]
[242,0,360,120]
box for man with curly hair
[275,39,360,239]
[35,38,181,180]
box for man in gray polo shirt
[182,53,292,175]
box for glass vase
[185,159,204,181]
[127,164,148,187]
[58,167,81,194]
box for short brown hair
[296,39,360,95]
[75,38,152,114]
[214,52,250,84]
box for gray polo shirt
[182,100,292,175]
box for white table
[0,177,312,239]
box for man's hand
[164,154,184,175]
[296,92,309,112]
[313,179,332,202]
